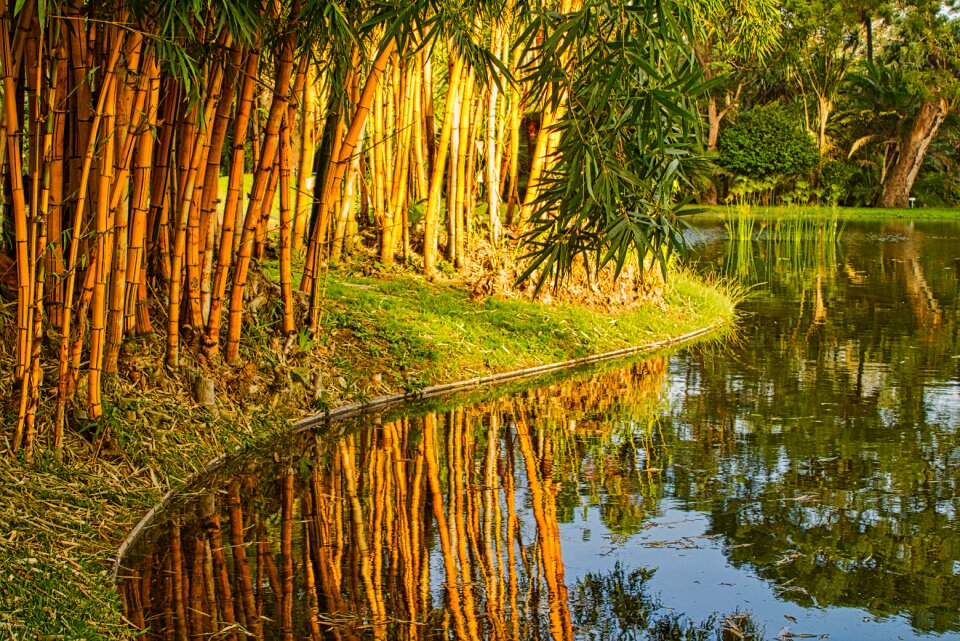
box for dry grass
[0,440,148,639]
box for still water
[117,216,960,640]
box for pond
[116,215,960,640]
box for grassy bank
[0,268,737,640]
[692,204,960,220]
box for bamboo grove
[0,0,715,458]
[117,357,670,640]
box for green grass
[690,204,960,220]
[318,268,738,396]
[216,173,305,221]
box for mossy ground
[0,265,737,640]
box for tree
[518,0,709,293]
[841,2,960,207]
[877,3,960,207]
[689,0,782,204]
[691,0,782,154]
[780,0,875,155]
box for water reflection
[120,360,735,640]
[119,217,960,640]
[676,217,960,635]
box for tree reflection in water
[119,359,761,640]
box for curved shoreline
[110,321,724,582]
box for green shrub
[718,104,819,178]
[818,159,856,205]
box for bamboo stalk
[464,83,480,260]
[302,515,323,640]
[339,438,387,634]
[53,30,125,440]
[227,482,261,637]
[255,55,307,267]
[386,61,415,266]
[1,6,33,414]
[196,45,243,328]
[301,75,349,291]
[487,23,503,246]
[145,79,178,288]
[422,413,471,640]
[19,20,58,457]
[102,37,147,374]
[46,34,67,331]
[188,531,208,636]
[281,469,294,641]
[294,70,318,253]
[446,62,462,265]
[87,35,119,419]
[170,520,189,641]
[278,110,296,335]
[224,20,297,364]
[166,37,230,369]
[455,67,476,271]
[201,496,238,641]
[124,54,159,335]
[204,49,259,359]
[423,51,465,279]
[330,129,364,263]
[304,37,396,329]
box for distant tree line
[703,0,960,208]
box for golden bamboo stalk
[304,38,396,327]
[201,496,238,641]
[124,54,159,335]
[281,470,295,641]
[224,22,297,364]
[166,37,230,369]
[227,482,262,637]
[278,110,296,334]
[423,50,466,279]
[294,67,320,254]
[1,6,33,424]
[204,48,259,358]
[423,413,472,640]
[52,30,125,439]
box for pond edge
[110,321,723,583]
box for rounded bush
[718,104,819,178]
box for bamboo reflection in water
[228,481,261,637]
[120,357,670,640]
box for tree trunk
[703,97,721,205]
[817,95,831,154]
[879,98,947,208]
[706,95,720,152]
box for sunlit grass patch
[319,267,739,394]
